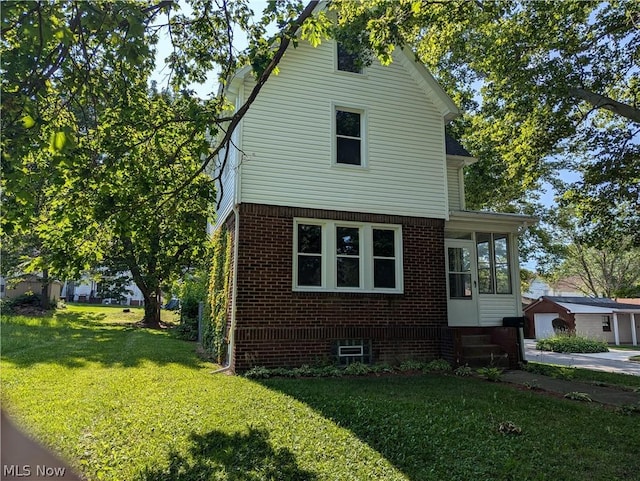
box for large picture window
[476,233,512,294]
[294,220,402,292]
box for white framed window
[336,42,363,74]
[334,106,366,167]
[293,219,403,293]
[602,315,612,332]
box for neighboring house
[212,32,536,371]
[0,274,62,303]
[523,276,584,301]
[524,296,640,346]
[61,274,145,306]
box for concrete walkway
[523,340,640,376]
[502,370,640,407]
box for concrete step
[460,334,492,346]
[464,353,510,368]
[463,343,504,357]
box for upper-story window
[335,108,363,166]
[337,43,362,73]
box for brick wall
[227,203,449,371]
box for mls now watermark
[3,464,67,477]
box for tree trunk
[141,288,162,328]
[40,269,51,310]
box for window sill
[293,288,404,296]
[331,163,370,171]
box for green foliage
[0,292,50,314]
[343,361,371,376]
[204,227,232,362]
[1,1,324,327]
[423,359,453,372]
[498,421,523,436]
[174,270,210,341]
[564,392,593,402]
[454,364,473,377]
[536,335,610,354]
[477,367,503,382]
[398,360,425,372]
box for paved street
[524,340,640,376]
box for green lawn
[2,305,639,481]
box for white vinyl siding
[213,93,242,229]
[239,40,447,219]
[478,294,520,326]
[447,165,462,211]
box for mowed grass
[2,305,639,481]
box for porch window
[602,315,612,332]
[476,233,512,294]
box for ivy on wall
[204,225,232,363]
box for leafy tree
[549,237,640,298]
[1,0,323,325]
[544,207,640,297]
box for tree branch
[569,87,640,123]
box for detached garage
[524,296,640,346]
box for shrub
[344,362,371,376]
[536,335,609,353]
[454,365,473,377]
[1,292,52,313]
[477,367,503,382]
[398,360,425,372]
[244,366,272,379]
[498,421,522,435]
[564,392,592,402]
[423,359,452,372]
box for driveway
[524,340,640,376]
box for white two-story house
[212,32,535,371]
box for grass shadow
[137,428,317,481]
[1,310,205,370]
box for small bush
[617,402,640,415]
[536,335,609,353]
[477,367,503,382]
[423,359,452,372]
[564,392,592,402]
[244,366,272,379]
[454,365,473,377]
[398,360,425,372]
[498,421,522,435]
[344,362,371,376]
